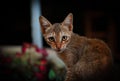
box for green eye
[62,36,67,41]
[48,37,55,42]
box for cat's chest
[58,52,68,64]
[58,50,79,67]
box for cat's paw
[54,67,66,81]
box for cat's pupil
[62,36,67,41]
[48,37,54,42]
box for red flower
[35,72,45,81]
[23,42,31,48]
[36,48,41,53]
[41,49,48,57]
[40,59,47,65]
[22,47,27,53]
[22,42,31,53]
[4,57,12,63]
[16,52,22,57]
[39,65,47,72]
[36,48,48,57]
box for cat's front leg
[66,52,78,67]
[65,68,76,81]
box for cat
[39,13,113,81]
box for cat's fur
[39,13,113,81]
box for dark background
[0,0,120,63]
[0,0,120,80]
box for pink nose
[56,43,61,49]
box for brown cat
[39,13,113,81]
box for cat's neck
[68,32,87,47]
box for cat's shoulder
[85,37,111,52]
[72,33,110,49]
[87,37,107,46]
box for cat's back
[71,33,113,81]
[71,33,112,57]
[84,37,112,57]
[70,33,113,70]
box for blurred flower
[0,42,51,81]
[16,52,22,57]
[4,57,12,63]
[35,72,45,81]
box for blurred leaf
[49,69,56,80]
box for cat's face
[39,13,73,53]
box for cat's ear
[62,13,73,31]
[39,16,52,34]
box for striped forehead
[46,23,70,39]
[53,23,62,33]
[46,32,55,38]
[52,23,70,37]
[52,23,70,35]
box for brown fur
[39,13,113,81]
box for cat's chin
[55,49,65,53]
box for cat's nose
[56,43,61,49]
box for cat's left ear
[62,13,73,31]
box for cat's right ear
[62,13,73,31]
[39,16,52,34]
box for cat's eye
[48,37,55,42]
[62,36,67,41]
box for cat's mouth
[55,48,64,53]
[56,49,61,52]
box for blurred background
[0,0,120,80]
[1,0,120,63]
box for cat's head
[39,13,73,53]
